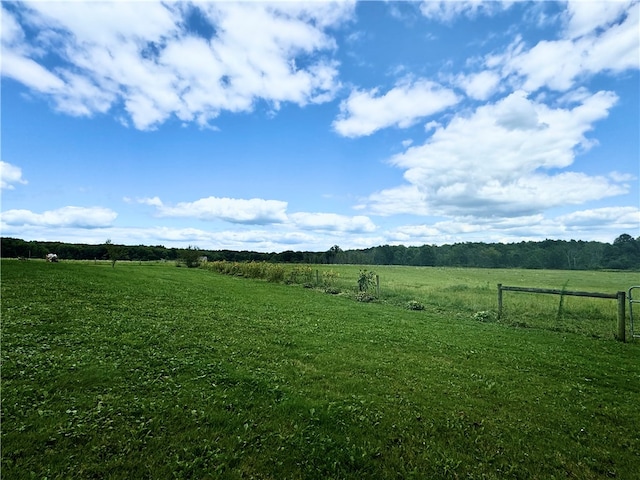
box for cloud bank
[1,1,355,130]
[361,90,628,217]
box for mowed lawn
[2,260,639,479]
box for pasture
[2,259,639,479]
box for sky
[1,0,639,253]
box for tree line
[1,234,638,270]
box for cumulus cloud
[563,0,636,40]
[141,196,289,225]
[558,206,640,229]
[0,161,28,190]
[333,79,460,137]
[454,70,501,101]
[1,1,354,130]
[384,206,640,246]
[136,195,376,233]
[419,0,513,22]
[290,212,376,233]
[491,1,639,92]
[362,90,628,217]
[1,206,117,228]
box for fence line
[497,284,626,342]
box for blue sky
[1,1,638,253]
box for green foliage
[104,239,125,267]
[177,246,201,268]
[321,269,339,287]
[355,291,376,302]
[2,260,639,479]
[326,244,342,264]
[265,264,285,283]
[204,261,285,283]
[405,300,425,311]
[357,269,376,293]
[288,265,314,285]
[3,233,640,269]
[472,310,494,322]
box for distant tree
[605,233,640,269]
[104,239,125,268]
[416,245,436,266]
[614,233,634,245]
[373,245,394,265]
[326,245,342,264]
[179,246,202,268]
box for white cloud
[333,79,460,137]
[495,2,639,92]
[557,206,640,229]
[608,171,636,183]
[1,5,24,46]
[290,212,376,233]
[354,185,430,216]
[135,196,164,208]
[563,0,635,40]
[0,161,28,190]
[136,195,376,233]
[419,0,514,22]
[1,50,65,93]
[384,206,639,246]
[147,196,289,225]
[362,90,628,217]
[2,1,355,130]
[1,206,117,228]
[455,70,501,100]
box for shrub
[357,269,376,293]
[245,261,267,279]
[355,292,376,303]
[322,269,339,287]
[265,264,285,283]
[406,300,425,311]
[324,287,341,295]
[289,266,314,285]
[473,311,494,322]
[177,247,202,268]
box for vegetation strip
[3,233,639,270]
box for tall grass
[206,262,637,339]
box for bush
[178,246,201,268]
[473,311,494,322]
[289,266,314,285]
[357,269,376,293]
[322,269,339,287]
[265,264,285,283]
[355,292,376,303]
[406,300,425,311]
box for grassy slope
[2,260,639,479]
[303,264,640,339]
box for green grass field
[2,260,639,479]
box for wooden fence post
[376,275,380,297]
[497,284,503,319]
[316,269,319,285]
[617,291,626,342]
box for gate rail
[497,284,627,342]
